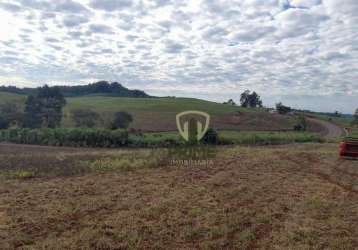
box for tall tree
[248,91,263,108]
[240,90,263,108]
[240,90,250,107]
[24,85,66,128]
[24,95,42,128]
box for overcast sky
[0,0,357,113]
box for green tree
[24,95,42,128]
[202,128,219,144]
[240,90,250,107]
[24,85,66,128]
[0,103,23,127]
[240,90,263,108]
[71,109,100,128]
[294,114,307,131]
[111,111,133,129]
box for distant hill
[0,81,150,98]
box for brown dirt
[212,112,295,131]
[129,112,296,132]
[0,143,357,249]
[306,117,344,139]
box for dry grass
[0,143,357,249]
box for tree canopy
[0,81,150,98]
[24,85,66,128]
[240,90,263,108]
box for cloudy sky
[0,0,357,113]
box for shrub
[202,128,219,144]
[0,115,10,129]
[294,114,307,131]
[111,111,133,129]
[71,109,101,128]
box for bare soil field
[0,143,357,249]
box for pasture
[0,91,297,131]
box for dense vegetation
[0,128,129,147]
[24,85,66,128]
[0,81,150,97]
[0,128,323,148]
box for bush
[111,111,133,129]
[0,115,10,129]
[71,109,101,128]
[294,114,307,131]
[202,128,219,144]
[0,128,129,148]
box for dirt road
[307,117,344,139]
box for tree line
[0,81,150,98]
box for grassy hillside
[0,92,26,106]
[0,91,297,131]
[307,113,353,128]
[64,96,297,131]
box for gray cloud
[0,0,357,113]
[63,14,89,27]
[18,0,90,14]
[163,40,185,53]
[0,2,22,12]
[88,23,113,34]
[89,0,132,11]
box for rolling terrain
[0,91,298,132]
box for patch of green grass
[129,131,183,147]
[0,92,26,106]
[66,96,249,115]
[128,130,324,147]
[81,150,169,172]
[219,130,324,144]
[309,113,353,128]
[351,128,358,137]
[63,96,256,129]
[3,170,36,179]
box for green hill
[0,91,296,132]
[0,81,149,97]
